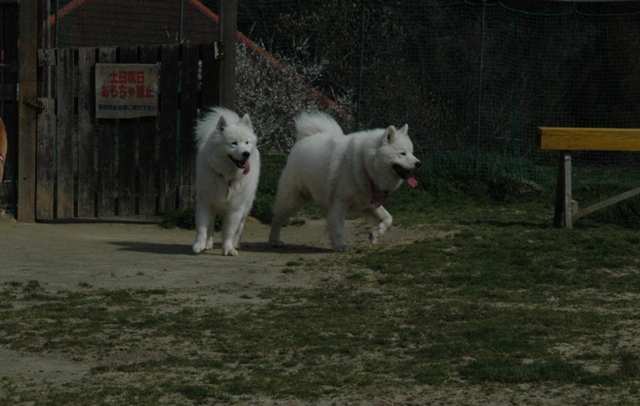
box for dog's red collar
[216,173,233,198]
[368,176,389,208]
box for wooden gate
[0,1,19,194]
[35,43,220,219]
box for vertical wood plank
[158,44,179,214]
[201,42,220,108]
[56,48,75,218]
[35,98,55,220]
[117,46,138,216]
[97,47,117,217]
[17,0,38,222]
[137,45,159,215]
[77,47,97,218]
[179,43,199,209]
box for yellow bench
[538,127,640,228]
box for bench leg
[553,151,572,228]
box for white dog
[269,112,421,251]
[192,107,260,256]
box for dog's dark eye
[232,142,238,146]
[400,152,406,156]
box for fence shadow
[459,220,552,229]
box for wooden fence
[0,2,19,191]
[35,43,220,220]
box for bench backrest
[538,127,640,151]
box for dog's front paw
[332,244,352,252]
[222,247,238,256]
[222,241,238,256]
[193,241,207,254]
[369,232,379,245]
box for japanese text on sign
[95,63,160,119]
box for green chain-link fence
[230,0,640,195]
[51,0,640,199]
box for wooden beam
[17,0,38,222]
[539,127,640,151]
[575,187,640,221]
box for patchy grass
[4,202,640,404]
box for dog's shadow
[110,241,193,255]
[110,241,331,255]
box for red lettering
[136,85,145,98]
[119,84,128,98]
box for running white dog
[193,107,260,256]
[269,111,421,251]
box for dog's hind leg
[327,201,350,251]
[206,216,216,250]
[269,189,306,247]
[193,203,216,254]
[365,206,393,245]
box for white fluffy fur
[269,111,421,251]
[193,107,260,256]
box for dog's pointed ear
[383,126,397,145]
[399,124,408,135]
[241,113,252,129]
[216,115,229,132]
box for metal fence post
[475,0,487,174]
[219,0,237,109]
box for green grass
[6,202,640,403]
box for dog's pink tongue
[406,176,418,188]
[243,161,250,175]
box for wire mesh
[51,0,640,194]
[231,0,640,191]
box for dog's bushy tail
[195,107,241,148]
[295,111,344,141]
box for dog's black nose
[243,151,250,158]
[414,161,422,169]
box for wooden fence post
[219,0,237,109]
[17,0,38,222]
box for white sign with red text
[95,63,159,119]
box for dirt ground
[0,215,426,293]
[0,214,427,393]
